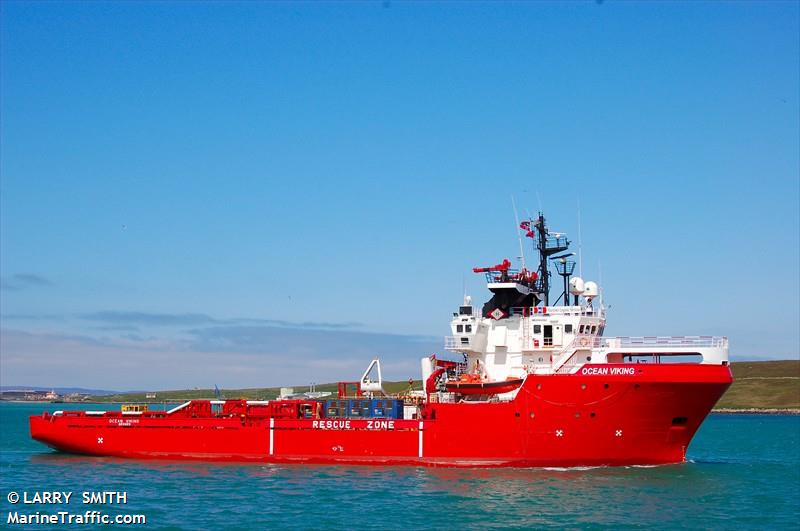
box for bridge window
[465,325,472,333]
[459,306,473,316]
[457,325,463,333]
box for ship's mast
[532,213,570,306]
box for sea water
[1,402,798,529]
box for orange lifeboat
[445,376,525,395]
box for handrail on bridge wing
[603,336,728,348]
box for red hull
[29,364,732,467]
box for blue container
[370,399,387,418]
[324,398,404,419]
[347,399,371,418]
[323,399,349,418]
[370,399,404,419]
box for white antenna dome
[583,281,599,298]
[569,277,585,295]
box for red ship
[30,213,732,467]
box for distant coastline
[712,408,800,415]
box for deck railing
[549,334,600,371]
[444,336,471,350]
[545,335,727,374]
[602,336,727,349]
[508,306,604,317]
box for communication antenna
[511,196,526,269]
[598,260,604,308]
[577,198,583,278]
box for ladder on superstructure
[521,307,530,350]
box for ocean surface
[1,402,798,530]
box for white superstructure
[422,212,728,397]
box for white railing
[555,357,585,374]
[602,336,728,349]
[509,306,605,318]
[549,334,600,372]
[445,336,472,350]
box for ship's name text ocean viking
[580,367,636,376]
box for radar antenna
[551,252,576,306]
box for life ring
[579,337,590,347]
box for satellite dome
[583,281,599,298]
[569,277,585,295]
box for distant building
[280,387,294,398]
[146,392,157,399]
[65,393,88,402]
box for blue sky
[1,1,798,390]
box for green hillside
[715,360,799,410]
[90,360,800,411]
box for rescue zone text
[311,420,396,430]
